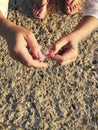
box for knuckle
[72,57,77,62]
[73,56,77,61]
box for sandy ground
[0,0,98,130]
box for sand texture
[0,0,98,130]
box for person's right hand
[6,24,48,68]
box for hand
[7,24,48,68]
[49,33,79,66]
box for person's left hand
[48,33,79,66]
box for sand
[0,0,98,130]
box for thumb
[50,37,68,55]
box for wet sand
[0,0,98,129]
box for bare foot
[32,0,49,19]
[65,0,83,15]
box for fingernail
[49,49,55,55]
[38,52,44,59]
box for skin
[0,11,48,68]
[32,0,48,19]
[32,0,82,18]
[49,16,98,66]
[0,7,98,67]
[65,0,82,14]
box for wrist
[0,14,15,40]
[71,16,98,42]
[67,31,81,44]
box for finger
[29,49,45,61]
[51,54,64,62]
[30,59,48,68]
[17,47,48,68]
[50,48,73,62]
[25,33,44,59]
[51,48,78,63]
[17,56,48,68]
[57,56,77,66]
[37,52,46,61]
[50,37,69,55]
[62,48,78,60]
